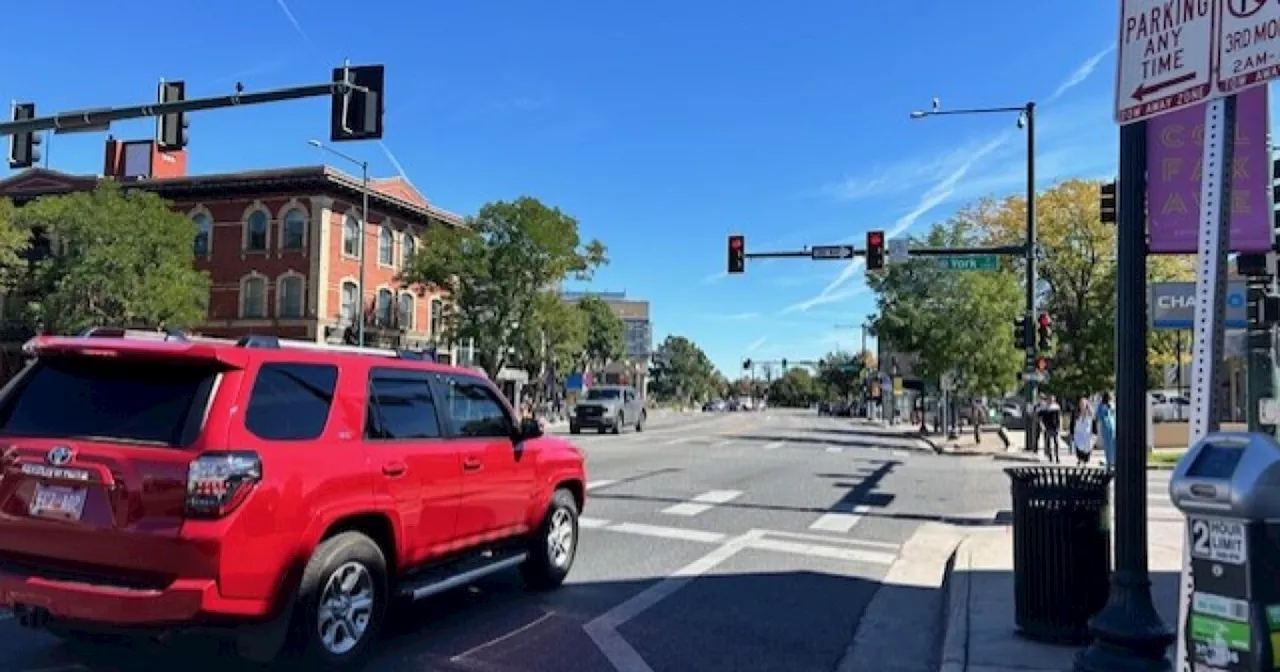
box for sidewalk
[939,519,1184,672]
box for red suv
[0,330,587,670]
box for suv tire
[290,531,389,671]
[636,411,646,432]
[613,414,624,435]
[522,488,579,590]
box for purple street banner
[1146,85,1272,254]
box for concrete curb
[938,539,970,672]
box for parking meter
[1169,432,1280,671]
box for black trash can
[1005,466,1113,645]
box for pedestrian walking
[1039,395,1062,463]
[1097,392,1116,468]
[1072,397,1095,466]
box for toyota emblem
[46,446,73,466]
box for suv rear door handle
[382,461,407,477]
[463,457,482,472]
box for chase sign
[1150,281,1247,330]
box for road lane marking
[579,517,611,528]
[824,445,843,454]
[661,490,743,516]
[587,479,618,491]
[712,439,734,447]
[763,441,786,450]
[747,537,896,565]
[451,611,556,663]
[663,437,690,446]
[808,505,872,533]
[584,530,764,672]
[765,529,901,550]
[607,522,726,544]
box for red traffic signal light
[1037,313,1051,328]
[728,235,745,274]
[1036,357,1049,372]
[866,230,886,271]
[868,231,883,246]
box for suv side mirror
[517,417,544,441]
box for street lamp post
[308,139,370,347]
[909,99,1037,453]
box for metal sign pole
[1174,93,1236,672]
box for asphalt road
[0,409,1017,672]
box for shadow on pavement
[724,433,927,451]
[0,567,945,672]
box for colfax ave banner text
[1115,0,1280,124]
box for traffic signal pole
[1023,102,1039,456]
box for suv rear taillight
[185,452,262,518]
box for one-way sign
[811,245,855,260]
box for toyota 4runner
[0,330,587,670]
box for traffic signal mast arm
[0,72,372,138]
[744,244,1027,259]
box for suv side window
[366,368,443,440]
[244,362,339,441]
[625,389,636,403]
[441,374,513,438]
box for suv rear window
[0,357,219,447]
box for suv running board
[398,550,528,602]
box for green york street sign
[936,255,999,271]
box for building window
[402,234,416,267]
[376,288,393,326]
[278,275,305,318]
[378,225,394,266]
[397,293,414,330]
[245,210,269,252]
[281,209,306,250]
[429,298,443,337]
[342,215,360,257]
[341,281,359,323]
[241,275,267,318]
[193,213,211,256]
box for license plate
[29,483,87,521]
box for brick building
[0,137,464,359]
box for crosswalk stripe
[587,480,617,491]
[662,490,743,516]
[764,441,786,451]
[808,505,870,533]
[824,446,843,454]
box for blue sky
[4,0,1125,376]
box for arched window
[378,225,394,265]
[193,213,212,256]
[278,275,305,318]
[402,234,416,267]
[397,293,414,329]
[429,298,443,336]
[245,211,269,252]
[281,209,306,250]
[341,281,359,323]
[241,275,267,318]
[342,215,360,257]
[376,288,393,325]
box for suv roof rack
[80,326,195,342]
[234,334,437,361]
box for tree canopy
[867,179,1194,400]
[399,197,607,378]
[649,335,720,403]
[576,295,625,370]
[9,183,209,333]
[815,350,868,399]
[768,367,818,406]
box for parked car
[0,331,587,670]
[1150,391,1190,422]
[571,385,646,434]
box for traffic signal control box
[866,230,885,270]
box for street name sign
[811,245,855,260]
[936,255,998,271]
[1116,0,1280,124]
[888,237,909,264]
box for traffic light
[1036,313,1053,351]
[728,234,745,274]
[331,64,385,142]
[1035,356,1050,372]
[1013,316,1028,350]
[866,230,885,270]
[7,102,40,169]
[1099,181,1117,224]
[742,358,752,370]
[781,358,788,370]
[156,80,189,151]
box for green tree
[649,335,719,403]
[576,295,625,370]
[399,197,607,378]
[14,183,209,333]
[0,199,33,292]
[511,291,587,391]
[769,367,817,406]
[815,350,864,398]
